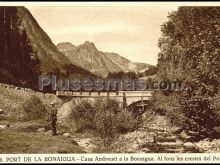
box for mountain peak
[58,40,151,77]
[84,41,94,45]
[57,42,76,51]
[81,41,97,51]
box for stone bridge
[56,90,152,107]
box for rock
[180,130,192,141]
[170,127,181,133]
[45,130,52,135]
[141,148,151,152]
[139,132,147,138]
[71,140,79,146]
[127,148,139,153]
[75,138,96,153]
[0,125,6,129]
[37,128,46,133]
[131,143,139,149]
[213,126,220,134]
[195,140,212,152]
[63,133,71,138]
[157,142,183,147]
[0,109,4,115]
[163,148,185,153]
[188,130,199,136]
[57,101,75,125]
[184,142,195,149]
[203,138,210,141]
[155,136,177,142]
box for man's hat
[50,102,55,105]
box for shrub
[213,92,220,116]
[94,98,123,139]
[115,110,140,134]
[7,107,24,121]
[152,90,220,137]
[180,94,220,136]
[70,99,95,132]
[152,91,186,126]
[95,109,116,139]
[70,98,142,137]
[21,95,47,121]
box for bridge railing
[56,91,152,97]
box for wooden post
[123,92,127,110]
[141,96,144,112]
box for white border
[0,2,220,7]
[0,2,220,164]
[1,153,220,164]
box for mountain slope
[0,7,96,89]
[17,7,71,72]
[57,41,126,77]
[57,41,151,77]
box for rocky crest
[57,41,151,77]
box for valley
[0,5,220,155]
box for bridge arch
[127,99,151,118]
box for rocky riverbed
[63,112,220,153]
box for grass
[0,125,85,154]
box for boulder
[213,126,220,134]
[141,148,151,153]
[63,132,71,138]
[184,142,195,149]
[0,125,6,129]
[75,138,96,153]
[71,140,79,146]
[170,127,181,134]
[0,109,5,115]
[180,130,192,141]
[37,128,46,133]
[155,135,177,142]
[130,142,139,150]
[57,101,74,125]
[45,130,52,135]
[188,130,199,136]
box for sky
[27,4,179,65]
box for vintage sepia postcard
[0,1,220,164]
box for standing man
[49,102,57,136]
